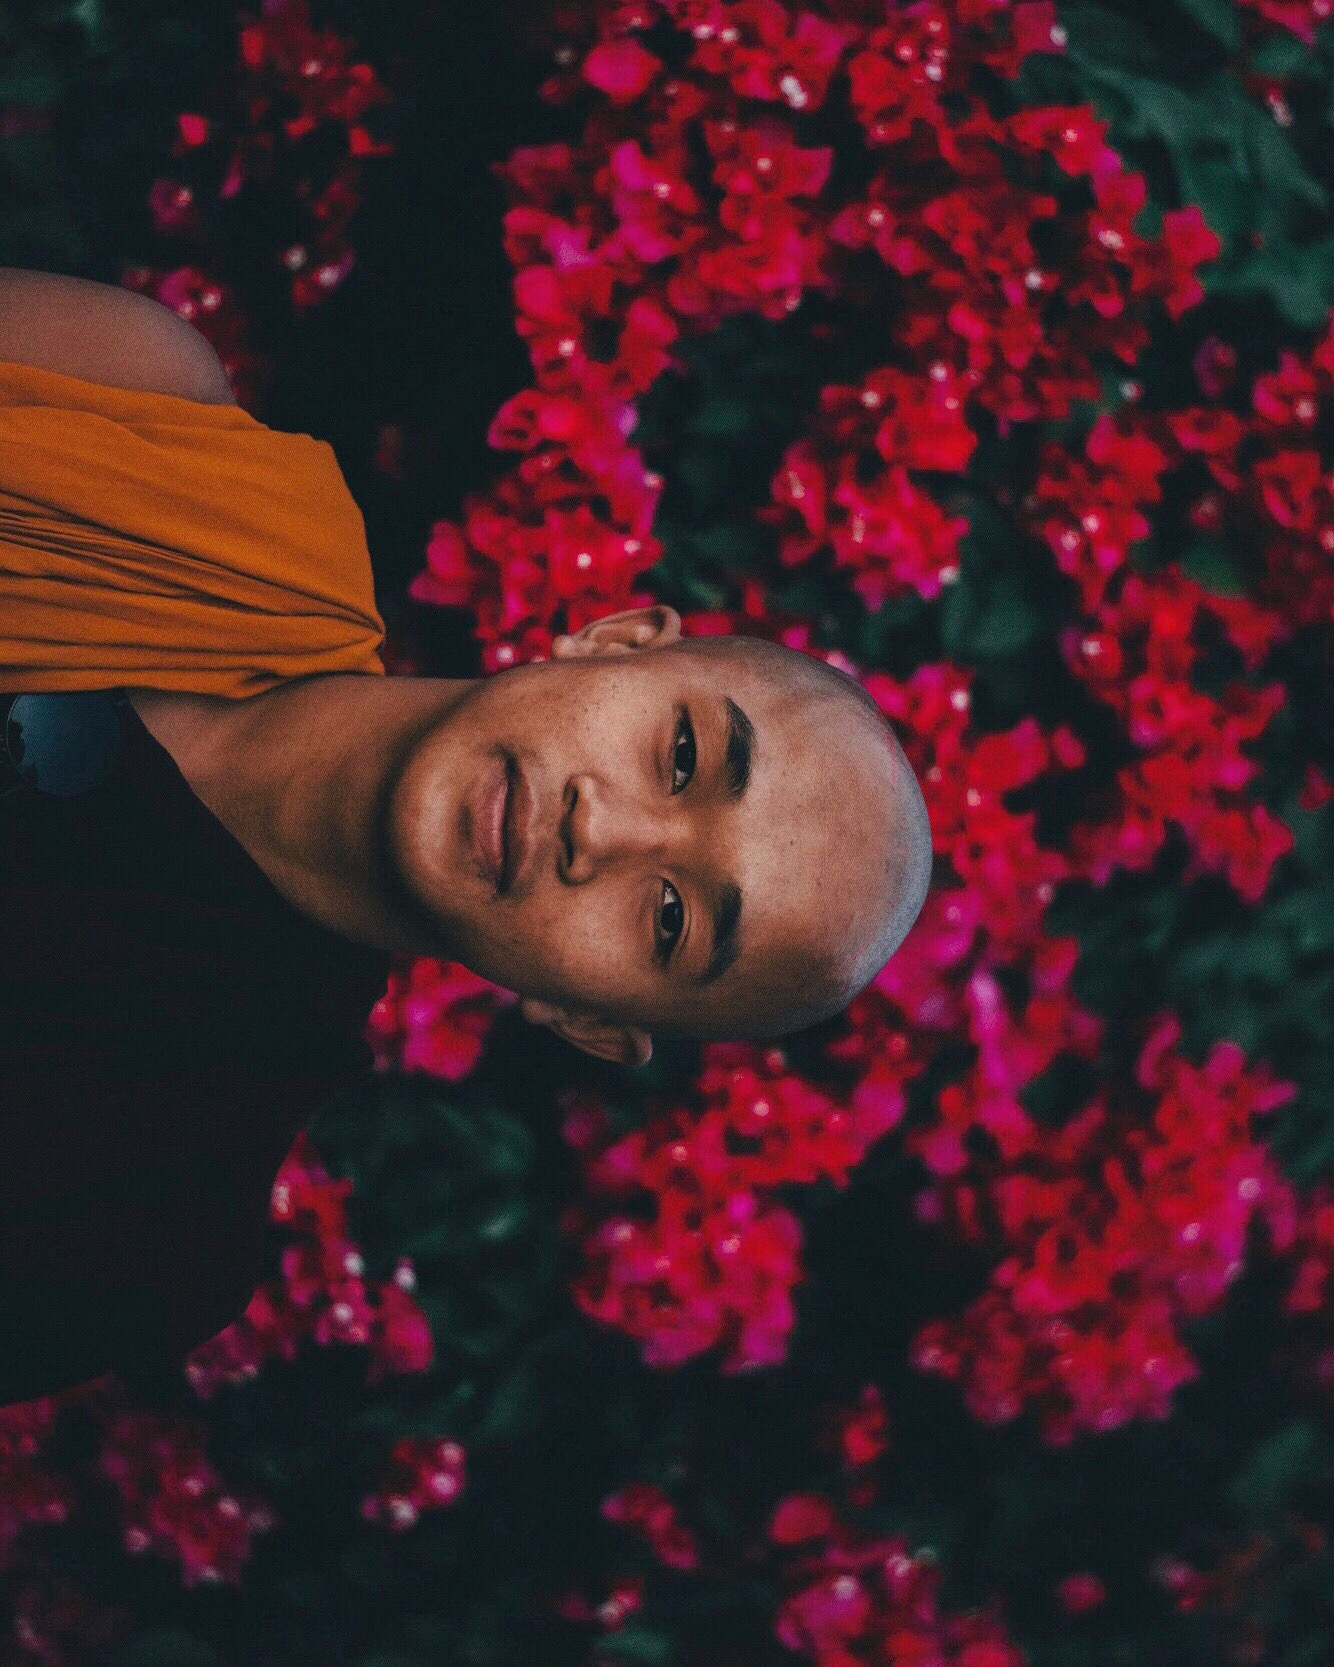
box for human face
[385,609,900,1057]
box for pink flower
[582,38,663,102]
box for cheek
[561,669,660,756]
[465,881,648,1005]
[530,883,643,994]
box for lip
[467,755,509,891]
[500,755,534,894]
[465,753,534,896]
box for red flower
[582,37,663,102]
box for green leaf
[1172,0,1240,50]
[1239,96,1329,221]
[69,1,111,55]
[1173,147,1251,242]
[965,570,1044,657]
[677,450,733,516]
[937,502,1045,657]
[1286,1109,1334,1186]
[1281,1637,1334,1667]
[1280,893,1334,957]
[938,572,981,657]
[1249,32,1318,78]
[1209,234,1334,329]
[471,1355,545,1446]
[689,520,766,565]
[475,1109,537,1179]
[1066,61,1326,261]
[1181,536,1250,598]
[474,1199,531,1243]
[598,1626,674,1665]
[1070,59,1234,151]
[1061,1,1174,76]
[1245,927,1294,987]
[0,44,60,105]
[687,396,755,442]
[1227,1418,1323,1525]
[106,1630,223,1667]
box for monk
[1,266,934,1070]
[133,617,933,1068]
[0,266,934,1404]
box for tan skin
[126,606,902,1066]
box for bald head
[656,633,935,1040]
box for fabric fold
[0,358,387,699]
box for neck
[140,672,477,957]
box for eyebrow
[690,698,753,987]
[722,696,754,799]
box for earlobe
[567,1021,653,1067]
[520,997,652,1067]
[520,996,564,1027]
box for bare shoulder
[0,266,236,405]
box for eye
[670,708,696,794]
[656,879,685,962]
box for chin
[381,737,470,942]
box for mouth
[498,753,533,894]
[466,751,533,896]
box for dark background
[0,2,1330,1664]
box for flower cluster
[98,1407,277,1587]
[365,958,516,1080]
[600,1481,701,1570]
[768,1518,1027,1667]
[360,1435,468,1532]
[0,1387,276,1604]
[1148,1512,1330,1666]
[908,1014,1299,1443]
[1270,1179,1334,1409]
[182,1130,434,1399]
[1172,319,1334,636]
[554,1373,1331,1661]
[554,1385,1026,1662]
[0,1401,77,1566]
[1281,1181,1334,1324]
[819,1381,890,1472]
[420,1,1127,663]
[1067,573,1292,904]
[1056,1571,1107,1616]
[121,0,397,407]
[561,1039,902,1370]
[43,1138,446,1600]
[0,1567,129,1665]
[1022,317,1334,903]
[554,1570,649,1630]
[402,0,1334,1464]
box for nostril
[559,783,577,874]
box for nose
[560,771,688,883]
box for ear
[550,604,682,661]
[520,997,653,1067]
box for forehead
[664,643,896,1020]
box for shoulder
[0,266,236,405]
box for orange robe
[0,359,387,699]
